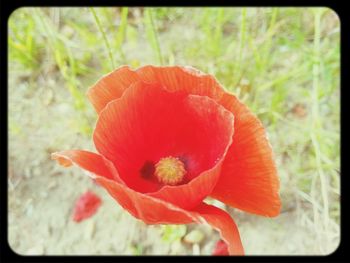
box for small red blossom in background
[72,191,102,222]
[212,240,229,256]
[52,65,281,255]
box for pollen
[155,156,186,186]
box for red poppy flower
[52,65,281,255]
[72,191,102,222]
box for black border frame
[1,1,347,262]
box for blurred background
[8,7,340,255]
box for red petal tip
[51,152,73,167]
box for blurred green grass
[8,7,340,254]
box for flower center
[154,156,186,185]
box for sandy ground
[8,69,340,256]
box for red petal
[212,240,229,255]
[94,177,244,255]
[136,66,224,100]
[87,65,139,113]
[95,175,196,224]
[86,66,227,115]
[72,191,102,222]
[93,82,234,209]
[211,93,281,217]
[52,150,244,255]
[52,150,122,182]
[52,150,195,224]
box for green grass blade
[115,7,128,63]
[90,7,116,70]
[144,8,164,65]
